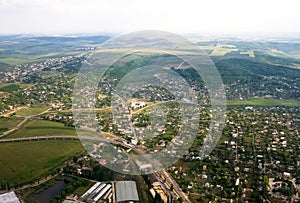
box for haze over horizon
[0,0,299,36]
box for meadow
[4,119,77,138]
[0,117,24,134]
[240,50,255,57]
[0,140,84,187]
[210,44,238,56]
[227,98,300,106]
[0,117,24,128]
[15,105,49,116]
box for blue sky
[0,0,299,35]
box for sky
[0,0,299,35]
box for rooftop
[0,191,20,203]
[115,181,139,202]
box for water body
[35,180,67,203]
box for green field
[0,117,24,128]
[5,120,77,138]
[0,51,83,66]
[0,140,84,187]
[6,128,77,138]
[0,84,20,92]
[0,83,33,92]
[0,83,10,88]
[0,117,24,134]
[26,120,68,128]
[0,83,33,88]
[210,44,238,56]
[240,50,255,57]
[15,105,49,116]
[29,51,82,59]
[227,98,300,106]
[0,57,36,65]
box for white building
[0,191,20,203]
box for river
[35,180,67,203]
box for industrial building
[79,182,113,203]
[115,181,139,203]
[0,191,20,203]
[78,181,139,203]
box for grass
[0,83,10,88]
[7,128,77,138]
[267,49,289,57]
[73,181,95,196]
[227,98,300,106]
[0,83,33,89]
[0,91,8,97]
[18,83,34,89]
[240,50,255,57]
[96,48,203,56]
[0,57,35,65]
[15,105,49,116]
[5,120,77,138]
[198,45,215,51]
[0,51,79,66]
[26,120,68,128]
[0,84,20,92]
[0,140,84,187]
[0,117,24,128]
[0,117,24,133]
[210,44,238,56]
[29,51,82,60]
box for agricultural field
[227,98,300,106]
[0,57,36,65]
[289,51,300,59]
[0,83,32,88]
[0,83,11,88]
[0,84,21,92]
[4,119,77,138]
[28,51,81,60]
[0,140,84,187]
[26,120,69,128]
[210,43,238,56]
[0,117,24,134]
[0,83,33,92]
[198,45,215,53]
[0,91,8,98]
[240,50,255,57]
[0,53,80,66]
[15,105,49,116]
[0,117,24,128]
[267,48,290,57]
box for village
[0,53,299,202]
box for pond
[35,180,67,203]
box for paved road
[130,102,191,202]
[160,169,191,203]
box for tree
[73,156,78,163]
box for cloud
[0,0,299,34]
[0,0,45,8]
[0,0,24,8]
